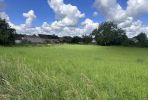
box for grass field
[0,45,148,100]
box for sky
[0,0,148,37]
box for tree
[0,18,16,45]
[62,36,73,43]
[71,36,82,44]
[82,35,92,44]
[134,33,148,47]
[135,33,147,43]
[92,21,127,46]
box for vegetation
[62,36,73,43]
[92,22,128,46]
[134,32,148,47]
[71,36,83,44]
[1,18,148,47]
[0,45,148,100]
[92,21,148,47]
[0,18,16,46]
[82,35,93,44]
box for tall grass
[0,45,148,100]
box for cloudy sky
[0,0,148,37]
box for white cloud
[93,11,98,17]
[0,0,99,37]
[81,18,99,34]
[1,0,148,37]
[94,0,127,22]
[0,10,37,35]
[119,19,148,37]
[48,0,85,28]
[23,10,36,27]
[94,0,148,37]
[41,18,99,36]
[0,10,36,30]
[127,0,148,17]
[0,12,10,21]
[10,10,37,34]
[38,0,98,36]
[0,0,99,36]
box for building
[15,34,61,44]
[23,35,47,44]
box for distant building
[15,40,22,44]
[23,35,47,44]
[15,34,61,44]
[92,39,97,44]
[15,34,24,44]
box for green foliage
[0,18,16,46]
[135,33,147,43]
[134,33,148,47]
[121,39,136,47]
[0,45,148,100]
[71,36,82,44]
[92,21,127,46]
[82,35,92,44]
[62,36,73,43]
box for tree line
[0,17,148,47]
[92,21,148,47]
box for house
[15,34,25,44]
[15,34,61,44]
[15,40,22,44]
[23,35,47,44]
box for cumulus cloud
[0,10,37,34]
[23,10,36,27]
[47,0,85,28]
[94,0,148,37]
[0,0,99,36]
[1,0,148,37]
[38,0,98,36]
[0,12,10,21]
[127,0,148,17]
[81,18,99,34]
[94,0,127,22]
[10,10,37,34]
[41,18,98,36]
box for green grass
[0,45,148,100]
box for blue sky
[1,0,148,37]
[4,0,104,26]
[4,0,148,25]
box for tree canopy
[134,32,148,47]
[0,18,16,46]
[92,21,127,46]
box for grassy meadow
[0,45,148,100]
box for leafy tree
[0,18,16,45]
[62,36,73,43]
[121,39,136,47]
[71,36,82,44]
[82,35,92,44]
[135,33,147,43]
[92,21,127,46]
[134,33,148,47]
